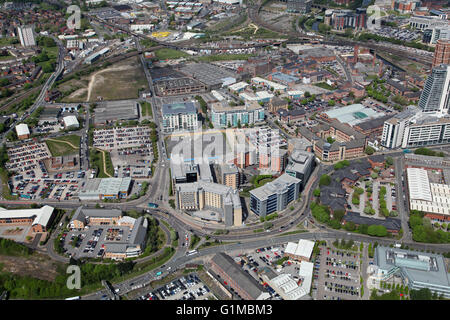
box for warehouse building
[180,63,238,89]
[250,174,301,217]
[39,107,60,124]
[407,167,450,222]
[63,115,79,129]
[78,177,132,201]
[209,252,270,300]
[264,261,314,300]
[15,123,30,140]
[284,239,315,262]
[0,205,55,233]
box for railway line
[248,2,433,66]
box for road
[394,156,412,242]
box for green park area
[45,135,80,157]
[140,101,153,117]
[89,148,114,178]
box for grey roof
[250,173,301,201]
[374,246,450,291]
[72,206,122,222]
[355,115,392,131]
[162,101,197,116]
[211,252,267,299]
[286,151,314,175]
[299,47,335,59]
[39,107,60,120]
[344,211,401,231]
[129,216,147,246]
[270,96,288,107]
[320,193,346,211]
[179,63,237,87]
[369,154,386,163]
[221,163,239,175]
[78,178,132,198]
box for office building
[176,181,242,226]
[209,253,270,300]
[70,207,123,229]
[287,0,312,13]
[370,246,450,298]
[423,27,450,45]
[162,102,198,133]
[210,101,265,128]
[409,15,448,31]
[17,26,36,47]
[250,174,301,217]
[433,39,450,67]
[0,205,55,233]
[381,106,420,149]
[285,150,315,190]
[418,64,450,113]
[402,114,450,148]
[103,216,148,260]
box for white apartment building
[161,102,199,133]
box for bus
[186,250,198,256]
[65,296,80,300]
[148,202,159,208]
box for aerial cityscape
[0,0,449,306]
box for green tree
[365,146,375,155]
[319,174,331,186]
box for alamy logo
[66,265,81,289]
[67,5,81,30]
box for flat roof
[63,115,79,126]
[162,101,197,116]
[15,123,30,136]
[250,173,301,201]
[375,246,450,289]
[78,178,131,197]
[324,104,384,126]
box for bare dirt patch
[0,253,62,281]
